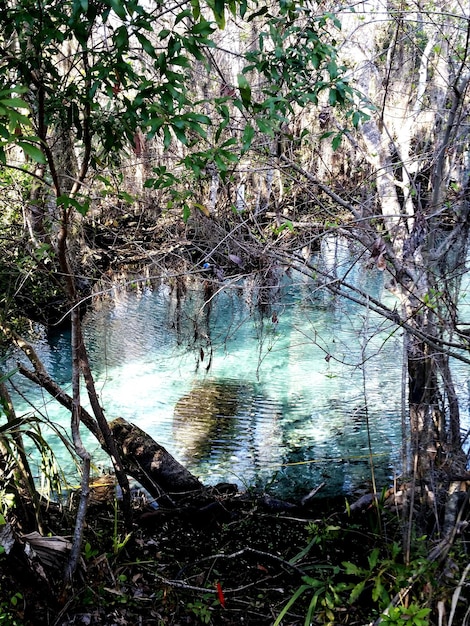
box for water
[10,238,468,499]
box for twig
[448,562,470,626]
[176,546,307,579]
[156,572,280,595]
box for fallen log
[109,417,204,500]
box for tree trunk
[405,313,440,475]
[109,418,204,500]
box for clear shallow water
[11,239,469,499]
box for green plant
[342,541,433,609]
[273,567,351,626]
[275,527,435,626]
[112,497,132,557]
[0,363,77,520]
[380,604,431,625]
[187,596,214,624]
[0,592,24,626]
[83,541,99,561]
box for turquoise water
[11,239,458,499]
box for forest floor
[0,485,417,626]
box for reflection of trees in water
[271,398,397,498]
[172,378,283,480]
[173,379,252,460]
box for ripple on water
[12,259,470,497]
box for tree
[343,0,470,477]
[268,0,470,555]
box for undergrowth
[0,488,469,625]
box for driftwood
[109,417,204,500]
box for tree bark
[109,418,204,499]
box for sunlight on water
[13,238,469,498]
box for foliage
[0,0,365,556]
[0,85,42,165]
[0,592,24,626]
[0,0,468,608]
[0,167,62,325]
[0,0,362,214]
[187,596,215,624]
[0,402,73,516]
[274,525,436,626]
[380,604,431,626]
[242,7,370,145]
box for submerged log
[109,417,204,500]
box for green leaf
[211,0,226,28]
[328,88,337,106]
[191,19,215,36]
[219,149,238,163]
[182,203,191,222]
[352,111,361,127]
[57,195,90,216]
[305,591,320,625]
[0,417,29,435]
[237,74,251,108]
[110,0,127,19]
[256,118,273,135]
[171,124,187,144]
[368,548,380,570]
[118,191,135,203]
[191,0,201,19]
[342,561,361,576]
[327,60,338,79]
[114,25,129,49]
[181,112,211,125]
[175,8,192,25]
[273,585,309,626]
[332,133,343,150]
[163,126,172,150]
[7,110,31,128]
[171,55,190,68]
[274,220,295,236]
[0,98,29,109]
[349,580,366,603]
[136,32,156,57]
[241,123,255,153]
[0,86,28,97]
[214,153,227,171]
[18,141,45,164]
[372,577,388,604]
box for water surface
[13,239,468,498]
